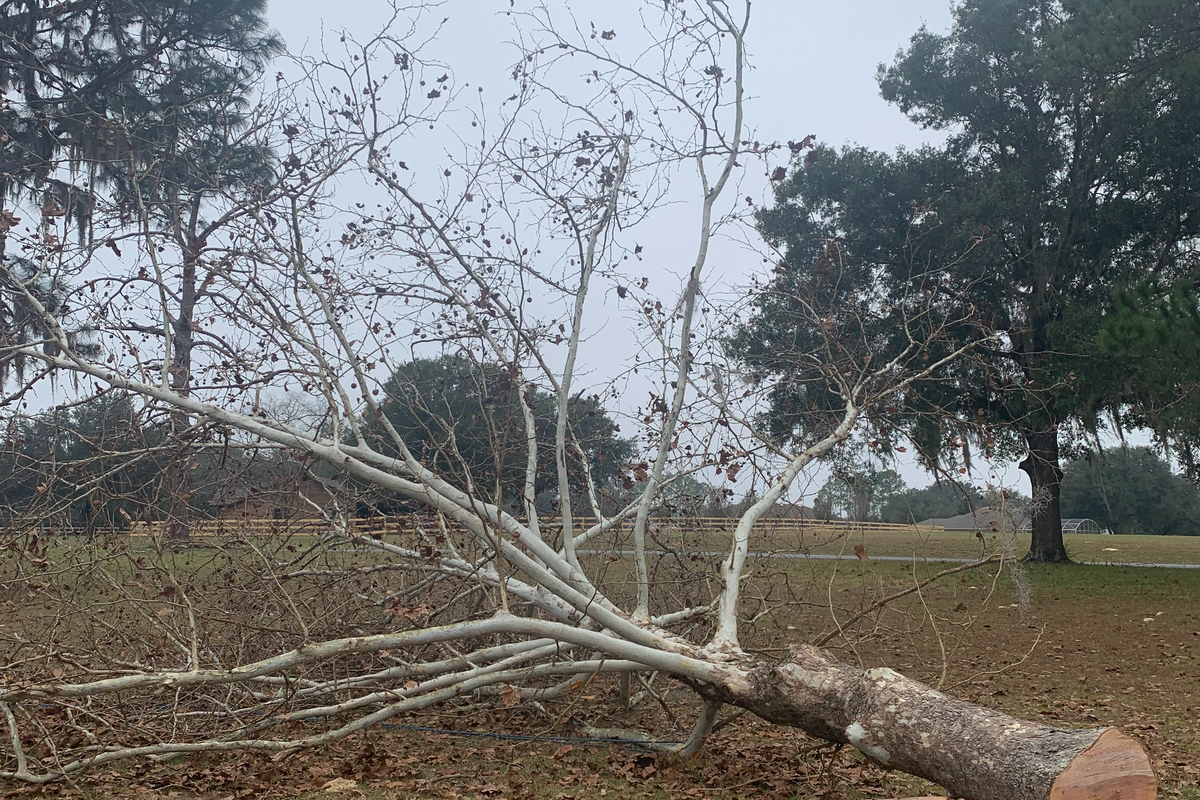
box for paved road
[581,549,1200,569]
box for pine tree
[1,0,282,538]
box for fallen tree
[0,1,1155,797]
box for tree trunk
[852,486,870,523]
[707,645,1155,800]
[165,236,199,545]
[1019,426,1068,563]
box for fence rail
[18,516,944,539]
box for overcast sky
[270,0,955,152]
[214,0,1130,506]
[259,0,1047,497]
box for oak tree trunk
[707,646,1155,800]
[1020,426,1069,563]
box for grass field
[3,529,1200,799]
[654,522,1200,565]
[806,527,1200,564]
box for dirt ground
[4,554,1197,800]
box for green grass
[647,523,1200,565]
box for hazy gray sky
[261,1,1044,496]
[269,0,955,153]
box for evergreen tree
[0,393,165,529]
[814,467,906,522]
[362,355,634,513]
[1100,280,1200,478]
[2,0,282,541]
[881,480,981,524]
[1,0,279,210]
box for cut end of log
[1049,727,1157,800]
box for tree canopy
[813,466,906,522]
[1061,446,1200,535]
[880,480,983,524]
[1100,281,1200,478]
[0,0,280,209]
[731,0,1200,561]
[363,356,633,513]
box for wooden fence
[36,515,941,539]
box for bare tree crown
[0,3,1154,798]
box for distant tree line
[1061,447,1200,536]
[811,447,1200,535]
[0,391,322,530]
[0,356,639,528]
[7,385,1195,536]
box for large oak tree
[733,0,1200,561]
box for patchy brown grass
[3,539,1199,800]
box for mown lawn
[651,522,1200,565]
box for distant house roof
[918,505,1030,533]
